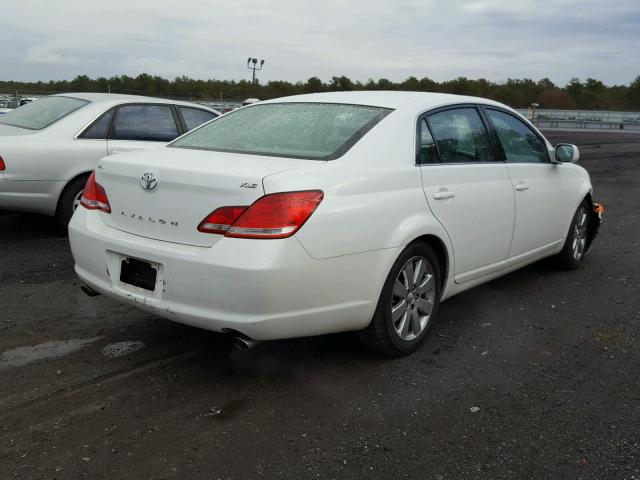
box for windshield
[170,102,392,160]
[0,96,89,130]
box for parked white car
[0,98,20,114]
[0,93,218,224]
[69,92,602,355]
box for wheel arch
[582,191,599,251]
[55,170,92,215]
[407,234,450,291]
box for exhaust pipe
[232,334,261,350]
[81,284,101,297]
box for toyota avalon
[69,92,602,355]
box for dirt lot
[1,130,638,480]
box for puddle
[0,338,99,369]
[101,341,145,359]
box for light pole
[530,102,539,124]
[247,57,265,86]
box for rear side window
[80,109,114,139]
[417,119,440,164]
[486,109,549,163]
[426,108,495,163]
[171,103,392,160]
[111,105,178,142]
[0,96,89,130]
[179,107,217,131]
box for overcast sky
[1,0,639,86]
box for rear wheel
[358,242,441,356]
[554,200,590,269]
[56,175,89,227]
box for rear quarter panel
[1,136,105,182]
[263,107,453,262]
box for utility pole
[530,102,539,124]
[246,57,265,86]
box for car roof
[51,92,217,111]
[260,91,509,111]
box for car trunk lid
[97,147,310,247]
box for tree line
[2,74,640,111]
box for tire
[554,199,590,270]
[358,242,441,356]
[56,175,89,227]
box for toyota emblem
[140,172,158,191]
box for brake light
[198,190,324,239]
[80,171,111,213]
[197,206,248,234]
[0,155,5,171]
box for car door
[483,107,567,257]
[106,104,181,156]
[419,106,516,283]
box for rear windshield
[170,102,392,160]
[0,96,89,130]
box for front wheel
[554,200,590,270]
[358,243,441,356]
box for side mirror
[554,143,580,163]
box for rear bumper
[69,208,399,340]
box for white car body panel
[506,162,568,257]
[0,93,218,216]
[106,139,163,157]
[421,163,516,280]
[69,91,594,341]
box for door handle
[433,190,456,200]
[514,183,530,192]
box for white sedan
[69,92,602,355]
[0,93,218,224]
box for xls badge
[140,172,158,191]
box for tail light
[198,190,323,239]
[80,171,111,213]
[197,206,248,235]
[0,155,5,171]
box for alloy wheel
[72,189,84,211]
[391,256,436,341]
[572,205,588,261]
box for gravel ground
[1,130,638,480]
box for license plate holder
[120,258,157,291]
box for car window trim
[416,103,504,166]
[479,105,552,164]
[169,104,185,136]
[174,105,187,134]
[415,116,443,165]
[108,103,181,142]
[76,107,117,140]
[175,106,218,133]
